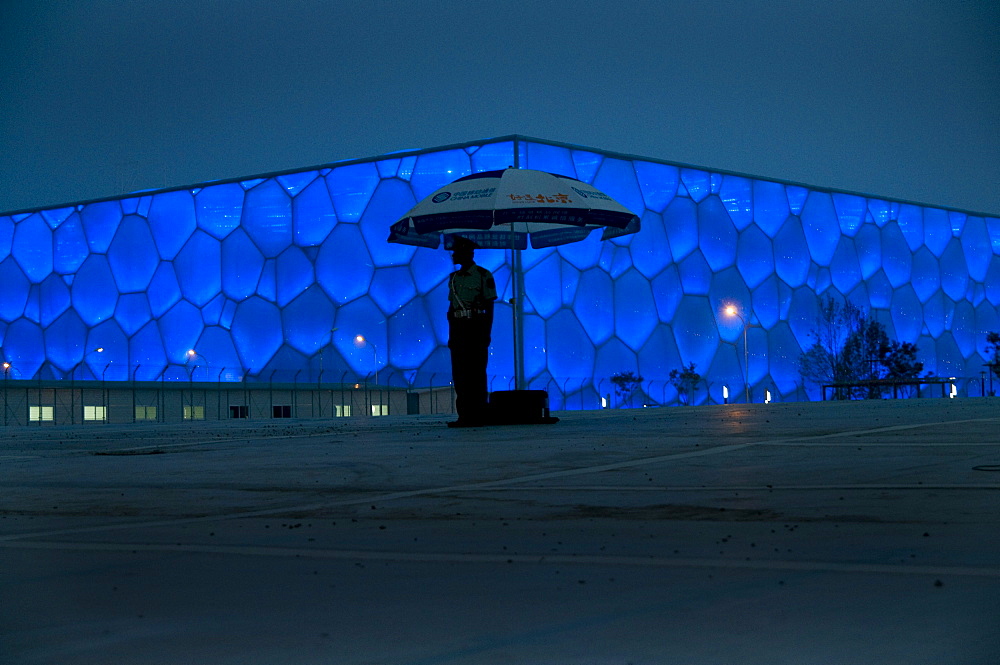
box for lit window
[334,405,352,418]
[30,406,54,422]
[84,405,106,421]
[371,404,388,416]
[183,405,205,420]
[135,406,157,421]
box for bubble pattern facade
[1,137,998,407]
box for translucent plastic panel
[39,274,70,327]
[651,265,682,322]
[637,325,682,383]
[4,318,44,378]
[107,215,158,293]
[525,252,562,319]
[631,211,669,279]
[316,224,373,304]
[196,183,244,240]
[201,294,224,326]
[332,297,385,376]
[767,322,803,393]
[785,186,809,215]
[633,161,678,212]
[275,246,314,307]
[891,286,922,341]
[853,224,881,279]
[258,259,276,302]
[574,268,613,346]
[594,337,639,384]
[678,250,712,295]
[0,259,30,321]
[147,263,182,318]
[736,224,774,289]
[712,267,753,334]
[922,291,946,338]
[880,223,911,288]
[0,216,12,260]
[376,158,400,179]
[952,301,977,358]
[800,192,840,266]
[663,196,697,262]
[469,141,514,173]
[45,310,87,372]
[986,258,1000,306]
[191,325,243,378]
[175,231,222,307]
[752,181,789,238]
[129,322,167,380]
[960,215,990,282]
[867,270,893,309]
[560,264,579,308]
[911,248,940,303]
[292,179,337,247]
[280,286,336,356]
[556,233,600,270]
[410,150,472,201]
[719,176,753,230]
[949,212,966,236]
[221,229,264,301]
[158,300,204,364]
[41,207,73,229]
[80,200,122,252]
[148,191,197,259]
[360,179,418,267]
[544,310,594,379]
[571,150,603,184]
[387,300,436,370]
[71,255,118,326]
[231,296,283,373]
[614,268,657,352]
[832,194,866,236]
[276,171,317,197]
[243,180,292,258]
[976,301,1000,348]
[897,204,923,252]
[680,169,710,203]
[923,207,951,257]
[773,216,810,287]
[24,284,41,324]
[592,158,645,218]
[12,214,53,283]
[939,239,969,301]
[672,295,720,369]
[751,275,780,330]
[408,246,452,296]
[86,320,127,379]
[369,266,416,315]
[326,162,379,223]
[114,292,152,336]
[830,237,862,294]
[787,288,819,352]
[935,335,965,377]
[698,197,737,272]
[524,142,574,177]
[53,213,89,274]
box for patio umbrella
[388,167,640,389]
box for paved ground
[2,398,1000,664]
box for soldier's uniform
[447,238,497,426]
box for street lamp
[354,335,378,385]
[725,304,755,403]
[186,349,209,379]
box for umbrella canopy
[388,168,640,249]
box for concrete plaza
[2,398,999,664]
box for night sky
[2,0,998,216]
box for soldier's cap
[449,236,479,252]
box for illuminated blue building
[1,136,998,408]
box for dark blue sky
[2,0,998,215]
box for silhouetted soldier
[446,236,496,427]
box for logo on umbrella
[432,192,452,203]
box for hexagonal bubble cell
[80,200,123,253]
[544,309,595,380]
[632,160,678,213]
[360,179,417,268]
[891,285,923,341]
[293,179,337,247]
[939,239,969,301]
[524,252,562,319]
[39,274,71,327]
[369,266,417,316]
[316,224,373,304]
[149,190,197,259]
[573,268,613,346]
[736,224,774,289]
[832,193,866,237]
[387,299,436,371]
[961,216,990,282]
[592,158,645,219]
[752,181,789,238]
[680,168,711,203]
[923,207,951,257]
[108,215,159,293]
[897,204,924,252]
[830,237,862,294]
[12,214,54,283]
[159,300,205,365]
[0,216,14,261]
[230,296,284,374]
[190,325,243,380]
[45,310,88,373]
[115,293,152,337]
[276,171,319,197]
[409,149,472,201]
[276,246,315,308]
[952,301,978,358]
[148,262,182,318]
[911,247,941,303]
[593,337,639,385]
[614,268,657,352]
[222,229,264,301]
[4,318,45,379]
[130,321,167,380]
[175,231,222,307]
[242,179,293,258]
[678,250,712,295]
[0,257,30,321]
[523,142,574,177]
[801,192,840,267]
[773,216,809,288]
[71,254,118,327]
[331,296,385,377]
[326,162,380,223]
[671,295,720,370]
[54,213,89,275]
[663,196,697,262]
[698,196,737,272]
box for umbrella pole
[512,247,525,391]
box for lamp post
[354,335,378,385]
[725,305,756,403]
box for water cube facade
[1,136,998,407]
